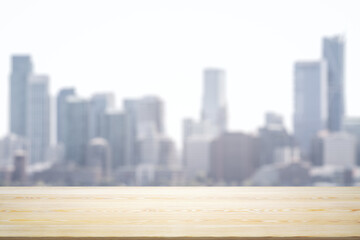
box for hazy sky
[1,0,360,147]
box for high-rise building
[100,110,128,168]
[64,96,89,166]
[323,35,345,132]
[265,112,284,126]
[136,96,164,137]
[11,149,27,185]
[310,130,329,166]
[201,68,227,135]
[342,117,360,166]
[273,147,295,164]
[182,118,216,167]
[209,132,259,184]
[158,137,177,167]
[183,118,217,140]
[9,55,33,137]
[136,123,161,166]
[294,60,328,158]
[135,124,178,185]
[124,96,165,166]
[124,99,139,166]
[323,132,356,168]
[182,68,227,173]
[27,75,50,164]
[0,134,28,168]
[259,112,293,166]
[57,88,76,144]
[278,161,311,186]
[183,119,199,141]
[87,138,111,183]
[184,135,212,180]
[89,93,115,139]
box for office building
[136,123,161,166]
[259,112,293,166]
[0,134,28,168]
[124,96,165,166]
[136,122,177,166]
[27,75,50,164]
[184,135,212,180]
[294,60,328,158]
[209,132,259,184]
[136,96,164,137]
[89,93,115,139]
[265,112,284,126]
[158,136,178,167]
[278,161,311,186]
[323,132,356,168]
[323,35,345,131]
[183,118,217,140]
[273,147,297,164]
[310,131,329,166]
[87,138,111,183]
[64,96,89,166]
[201,68,227,135]
[9,55,33,137]
[124,99,139,166]
[342,117,360,166]
[11,150,27,185]
[57,88,76,144]
[100,110,128,168]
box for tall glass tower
[9,55,33,137]
[201,68,227,136]
[323,35,345,132]
[64,96,89,166]
[57,88,76,144]
[27,75,50,164]
[294,60,328,157]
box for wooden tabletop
[0,187,359,239]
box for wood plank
[0,187,359,239]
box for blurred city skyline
[1,0,360,186]
[1,0,360,147]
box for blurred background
[1,0,360,186]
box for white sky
[0,0,360,148]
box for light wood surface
[0,187,359,239]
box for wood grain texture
[0,187,359,239]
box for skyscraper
[11,150,27,185]
[183,69,227,175]
[89,93,115,139]
[342,117,360,166]
[124,96,165,166]
[57,88,76,144]
[265,112,284,126]
[158,137,177,167]
[124,99,139,166]
[136,127,161,166]
[201,68,227,136]
[0,134,28,168]
[323,132,356,168]
[27,75,50,164]
[209,132,259,184]
[87,138,111,183]
[100,110,128,168]
[323,35,345,132]
[9,55,33,137]
[136,96,164,137]
[64,96,89,166]
[294,61,328,158]
[259,112,292,166]
[184,135,212,180]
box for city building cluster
[1,34,359,186]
